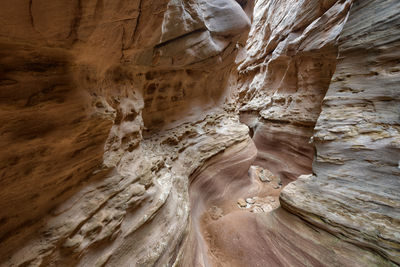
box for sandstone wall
[0,0,399,266]
[0,0,253,265]
[236,0,352,183]
[234,0,399,265]
[280,0,400,264]
[182,0,399,265]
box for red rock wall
[0,0,399,266]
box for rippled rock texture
[236,0,353,183]
[228,0,398,265]
[0,0,253,265]
[0,0,399,266]
[280,0,400,264]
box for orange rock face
[0,0,399,266]
[0,0,253,265]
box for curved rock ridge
[230,0,399,264]
[235,0,353,183]
[234,0,399,264]
[184,146,392,266]
[280,0,400,264]
[0,0,399,266]
[0,0,252,265]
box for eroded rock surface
[280,0,400,264]
[0,0,399,266]
[0,0,253,265]
[235,0,353,183]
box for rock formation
[0,0,398,266]
[280,0,400,264]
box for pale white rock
[246,198,255,204]
[200,0,251,36]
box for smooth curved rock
[181,139,391,267]
[280,0,400,264]
[0,0,399,266]
[0,0,251,265]
[236,0,352,182]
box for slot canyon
[0,0,399,266]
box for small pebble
[262,205,273,213]
[259,174,271,182]
[237,198,247,208]
[246,198,255,204]
[251,206,263,213]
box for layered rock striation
[0,0,253,265]
[280,0,400,264]
[236,0,353,183]
[0,0,399,266]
